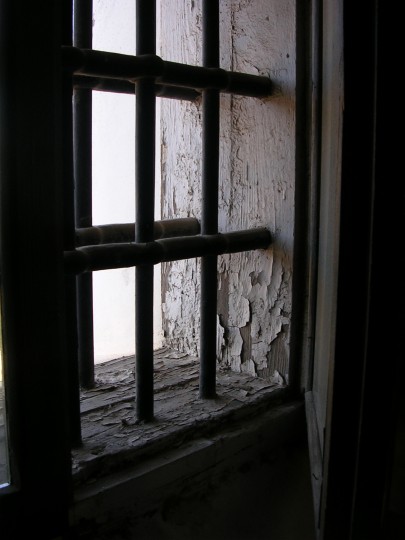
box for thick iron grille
[65,0,273,427]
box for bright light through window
[92,0,162,363]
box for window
[69,0,289,422]
[1,1,392,539]
[0,0,318,537]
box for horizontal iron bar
[63,47,273,98]
[65,228,272,274]
[73,75,200,101]
[75,217,200,247]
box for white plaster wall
[160,0,295,381]
[91,0,295,378]
[92,0,162,362]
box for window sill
[73,347,291,485]
[71,348,305,535]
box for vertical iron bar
[63,1,82,446]
[135,1,156,421]
[200,0,220,399]
[73,0,94,388]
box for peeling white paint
[160,0,295,383]
[241,359,256,377]
[222,326,245,373]
[228,269,250,327]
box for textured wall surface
[160,0,295,383]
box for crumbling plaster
[160,0,295,383]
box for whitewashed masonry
[159,0,295,383]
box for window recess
[0,0,302,535]
[65,0,281,431]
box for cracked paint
[159,0,295,384]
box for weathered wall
[160,0,295,382]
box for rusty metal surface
[62,47,274,98]
[65,228,272,274]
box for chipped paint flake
[241,359,256,377]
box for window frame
[0,1,73,536]
[0,1,293,531]
[2,1,389,539]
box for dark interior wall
[119,439,314,540]
[74,406,315,540]
[386,395,405,537]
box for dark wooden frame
[0,1,72,537]
[313,1,403,539]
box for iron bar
[62,46,273,98]
[65,228,272,274]
[200,0,220,399]
[76,217,200,247]
[135,0,156,422]
[73,0,94,389]
[62,4,82,447]
[73,75,199,101]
